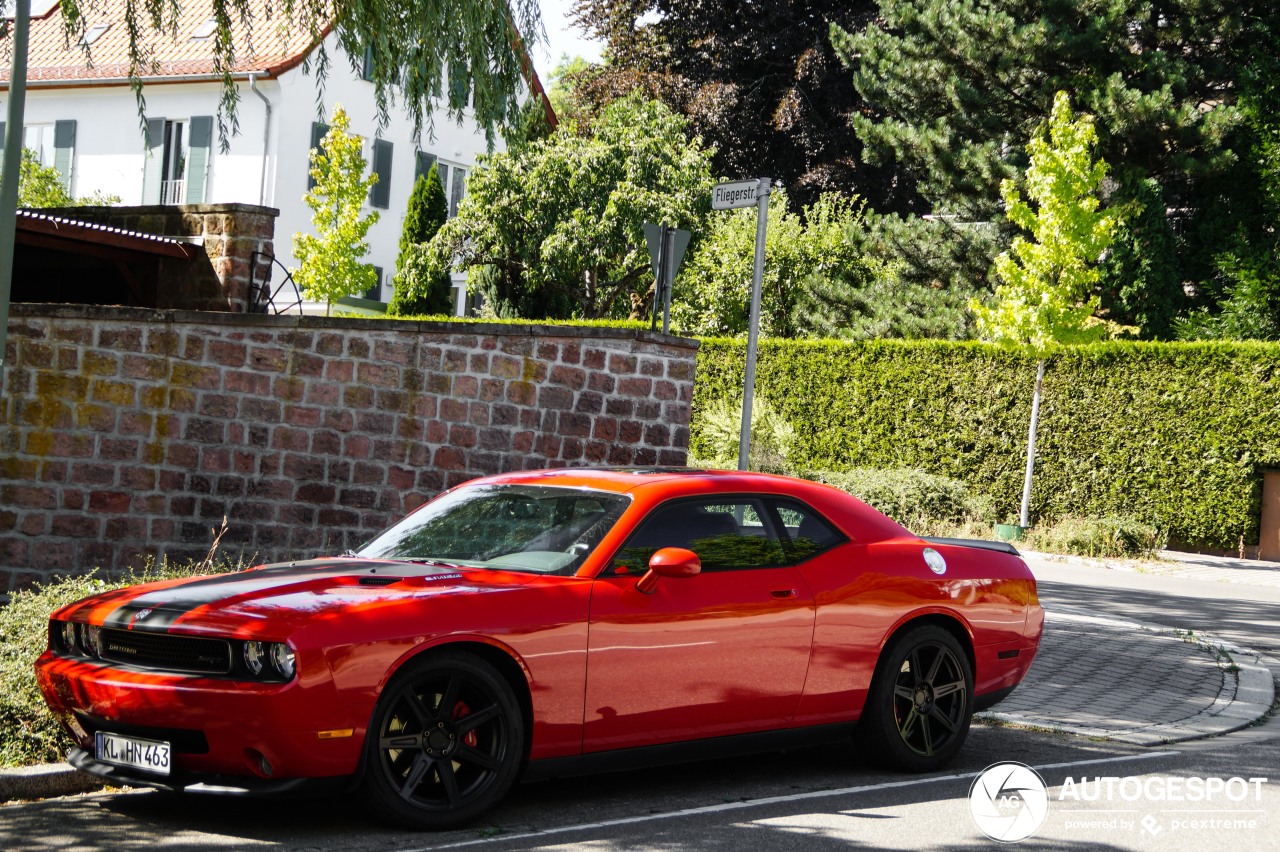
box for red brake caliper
[453,702,478,748]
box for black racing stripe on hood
[99,559,463,629]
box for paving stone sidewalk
[978,607,1275,745]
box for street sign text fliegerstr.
[712,180,761,210]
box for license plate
[95,731,171,776]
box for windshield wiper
[389,557,461,568]
[338,550,361,558]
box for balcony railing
[160,179,186,205]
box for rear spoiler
[921,536,1021,557]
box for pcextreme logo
[969,762,1050,842]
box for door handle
[770,588,797,599]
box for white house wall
[272,35,503,304]
[5,33,506,308]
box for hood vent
[358,575,402,586]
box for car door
[582,496,817,752]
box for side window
[449,166,467,216]
[767,499,846,562]
[610,498,787,574]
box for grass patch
[1024,516,1166,559]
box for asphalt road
[1031,559,1280,659]
[3,721,1276,851]
[3,561,1278,851]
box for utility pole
[1,0,33,378]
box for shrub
[1025,516,1166,559]
[693,395,796,474]
[804,467,994,532]
[388,165,454,317]
[0,560,242,768]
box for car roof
[472,466,792,495]
[461,467,913,542]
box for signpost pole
[661,226,675,334]
[737,177,772,471]
[0,0,33,379]
[649,225,667,332]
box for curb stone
[0,762,105,803]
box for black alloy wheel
[855,624,974,772]
[361,650,524,829]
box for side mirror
[635,547,701,594]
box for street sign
[711,180,760,210]
[642,223,691,281]
[643,223,692,335]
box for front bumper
[66,747,353,796]
[36,649,367,783]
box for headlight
[60,621,78,653]
[269,643,296,679]
[81,625,101,658]
[243,641,266,675]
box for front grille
[99,628,232,675]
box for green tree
[673,191,876,338]
[291,105,379,312]
[12,149,120,208]
[571,0,894,211]
[421,96,714,319]
[972,93,1117,351]
[1173,32,1280,341]
[42,0,541,145]
[388,164,454,316]
[833,0,1278,335]
[972,92,1117,527]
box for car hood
[61,558,534,635]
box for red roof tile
[1,0,322,84]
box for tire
[854,624,974,772]
[360,650,525,829]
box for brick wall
[0,305,698,596]
[39,203,277,312]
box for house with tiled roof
[1,0,550,312]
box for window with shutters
[141,116,211,205]
[369,139,393,209]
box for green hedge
[692,339,1280,550]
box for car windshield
[358,484,631,574]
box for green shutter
[141,118,165,204]
[185,116,213,204]
[307,122,329,190]
[415,150,436,179]
[53,120,76,193]
[370,138,393,209]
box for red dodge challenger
[37,468,1043,828]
